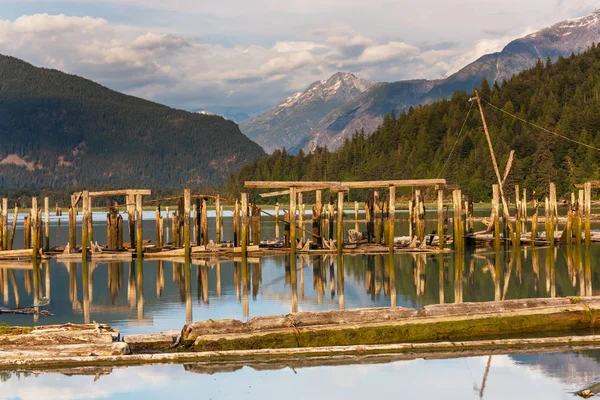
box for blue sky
[0,0,598,115]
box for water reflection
[0,245,598,334]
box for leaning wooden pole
[473,91,512,226]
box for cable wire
[437,101,474,178]
[482,98,600,151]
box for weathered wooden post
[337,191,344,254]
[585,182,592,248]
[290,187,297,254]
[545,196,551,245]
[23,216,31,249]
[172,213,179,247]
[383,199,389,246]
[374,191,381,244]
[127,193,135,248]
[437,190,444,249]
[365,200,372,243]
[298,192,305,242]
[408,198,414,239]
[241,193,248,257]
[165,206,170,245]
[233,199,240,246]
[354,201,359,232]
[215,194,221,244]
[88,196,93,244]
[274,202,280,239]
[81,191,89,260]
[136,194,143,257]
[549,182,557,236]
[184,189,191,259]
[388,186,395,252]
[195,198,201,245]
[1,198,7,251]
[416,190,425,243]
[156,205,162,248]
[452,190,462,250]
[44,197,49,252]
[531,194,538,245]
[522,188,528,233]
[327,201,334,241]
[68,195,76,252]
[201,198,208,246]
[492,185,500,249]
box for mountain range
[0,55,265,189]
[241,9,600,154]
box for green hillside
[0,54,265,189]
[228,45,600,201]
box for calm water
[2,211,600,399]
[2,351,600,399]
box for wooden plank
[88,189,151,198]
[259,187,327,198]
[245,179,446,189]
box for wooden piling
[136,194,143,257]
[492,185,500,249]
[155,206,162,248]
[585,182,592,248]
[274,202,279,239]
[515,186,521,245]
[87,196,93,244]
[241,193,248,257]
[44,197,49,252]
[233,199,240,246]
[298,193,304,242]
[290,187,297,254]
[215,194,221,244]
[374,191,381,244]
[1,198,7,251]
[81,191,89,260]
[165,207,170,245]
[354,201,359,232]
[416,190,425,242]
[127,193,135,248]
[173,213,180,248]
[201,198,208,246]
[327,202,334,241]
[337,191,344,254]
[545,197,551,244]
[531,194,538,245]
[195,198,201,246]
[437,190,444,249]
[388,186,395,252]
[184,189,191,259]
[23,216,31,249]
[68,196,76,253]
[522,188,528,233]
[452,190,463,249]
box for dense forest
[0,54,265,191]
[227,44,600,201]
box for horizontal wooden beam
[259,187,328,198]
[87,189,152,198]
[245,179,446,190]
[435,184,460,190]
[575,181,600,189]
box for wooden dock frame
[245,179,447,256]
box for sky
[0,0,598,115]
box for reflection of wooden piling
[215,194,221,244]
[388,186,395,252]
[585,182,592,247]
[290,187,297,254]
[184,189,191,259]
[44,197,49,252]
[241,193,248,257]
[337,191,344,254]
